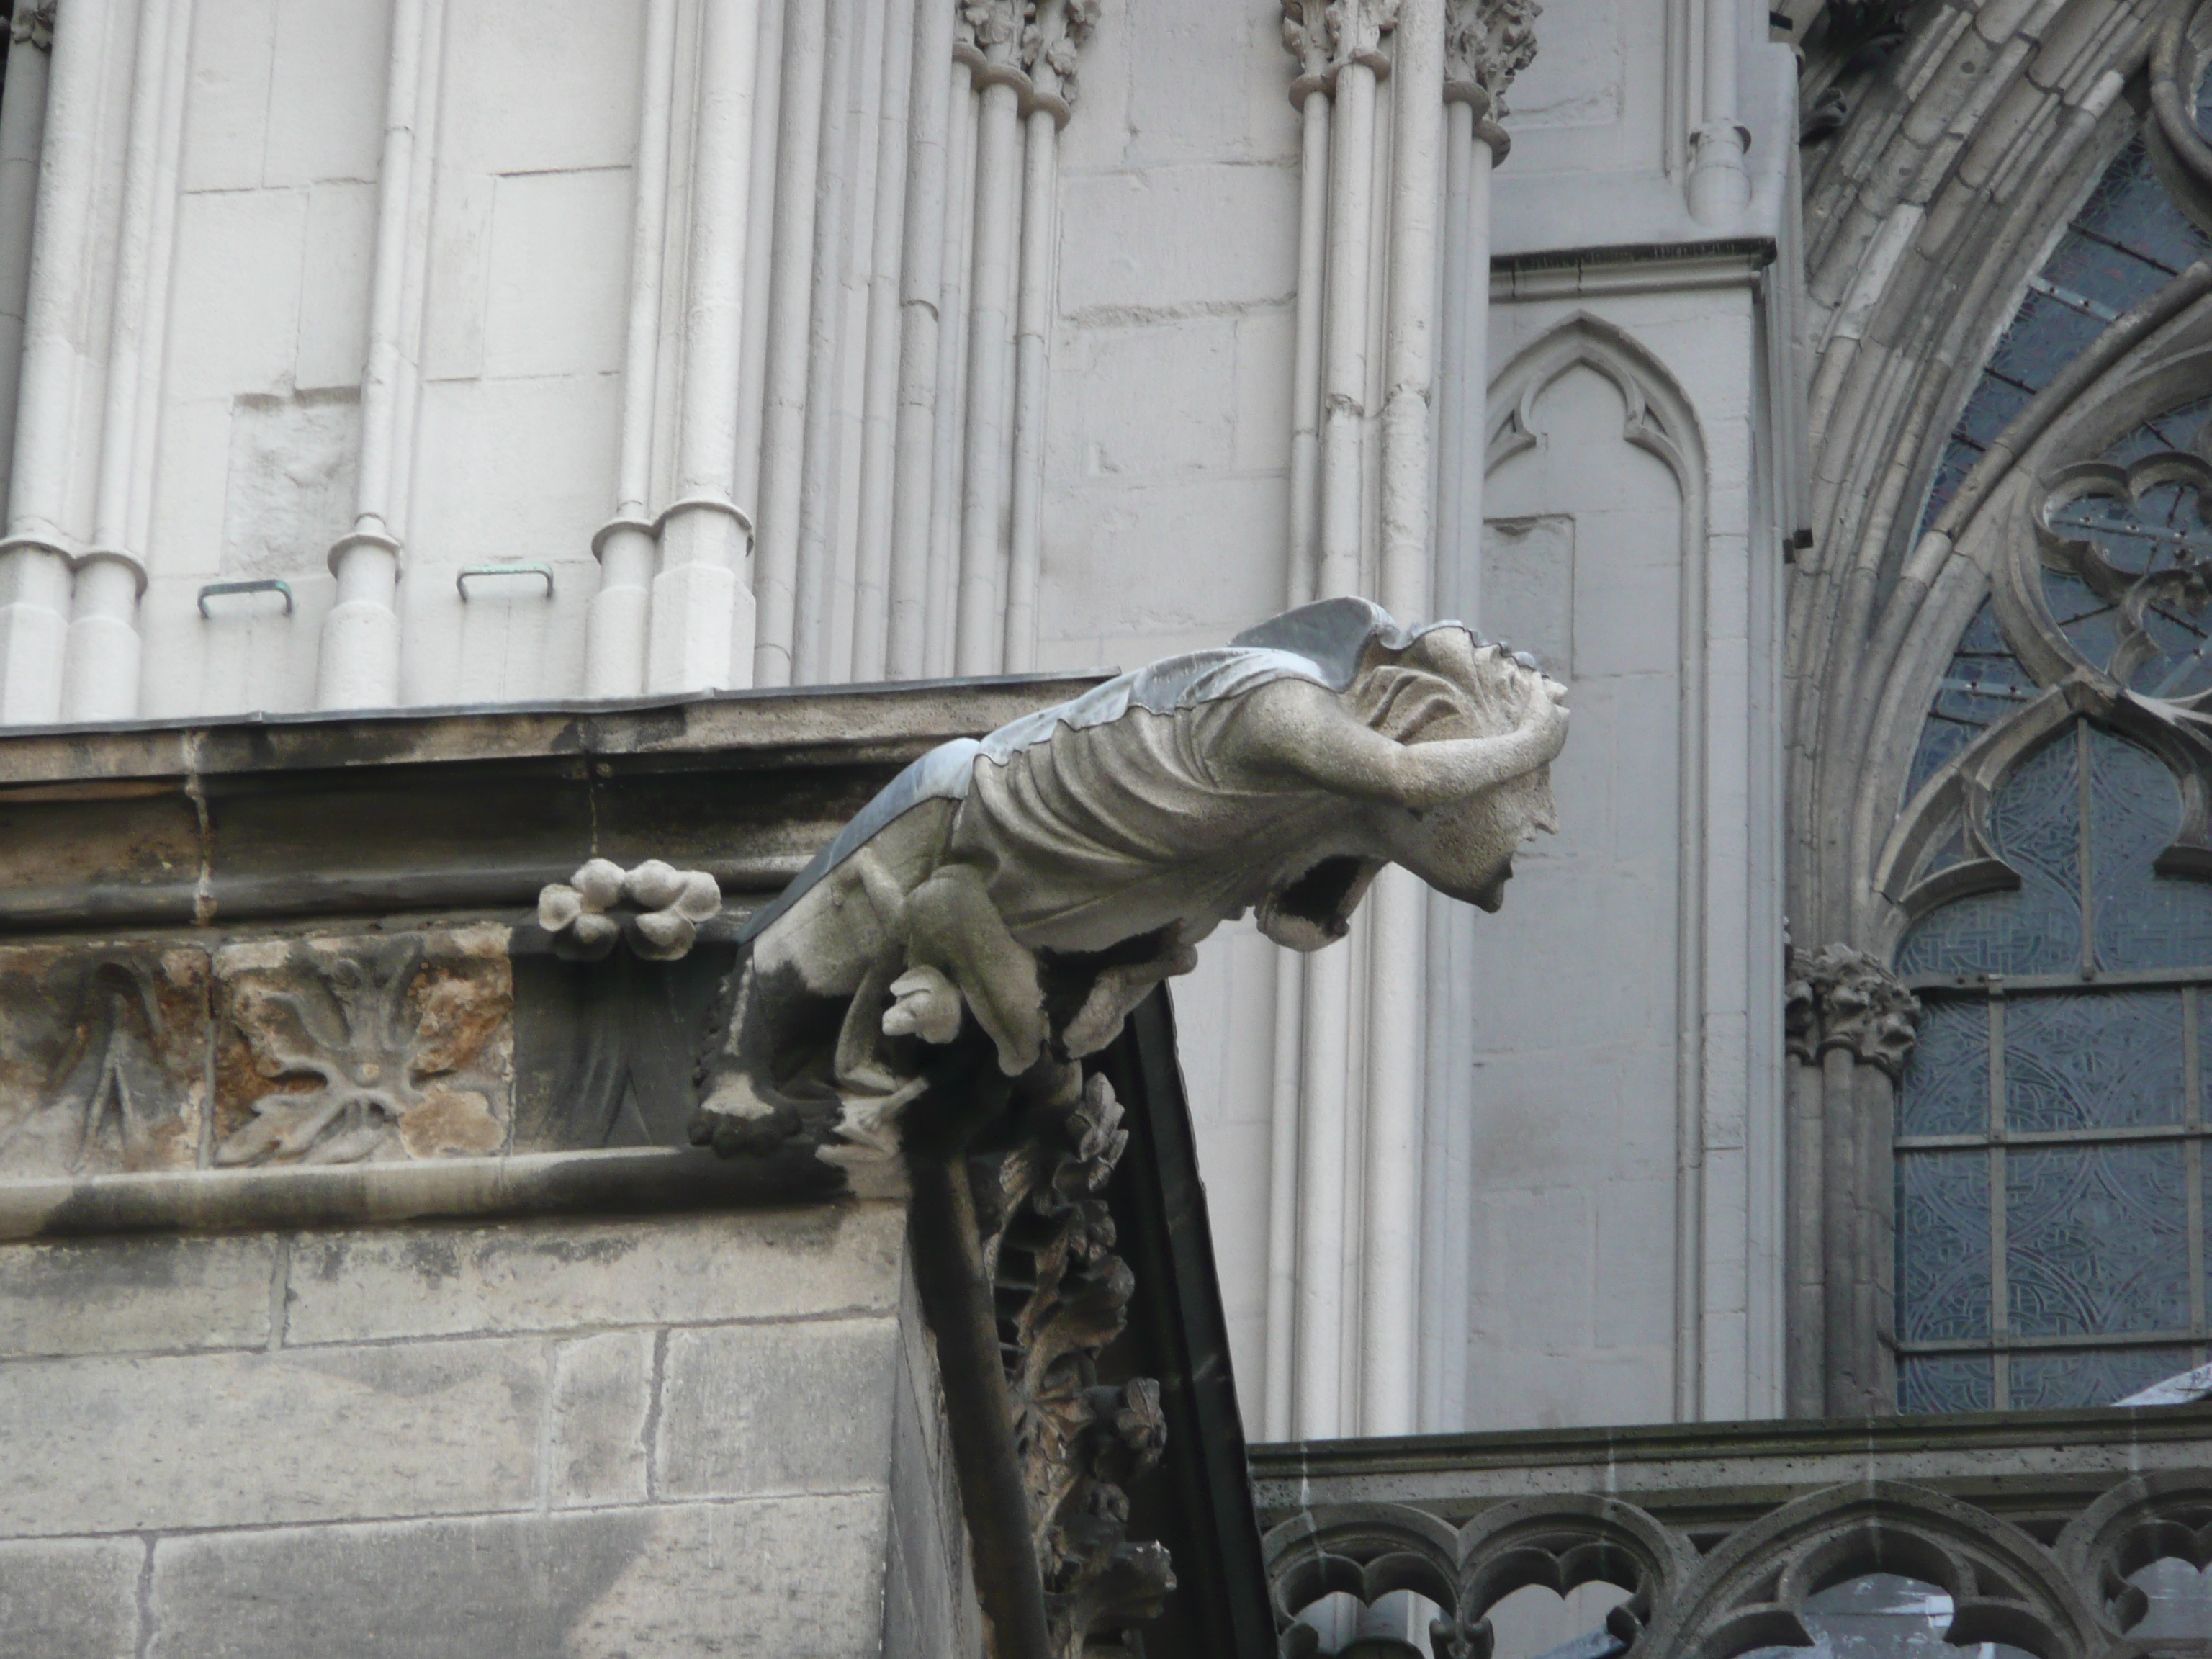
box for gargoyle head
[1350,624,1563,912]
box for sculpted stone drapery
[688,596,1569,1180]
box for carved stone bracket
[896,1055,1179,1659]
[1785,941,1919,1079]
[978,1072,1174,1659]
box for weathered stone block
[549,1331,650,1507]
[0,942,210,1178]
[145,1498,891,1658]
[0,1339,544,1537]
[212,926,513,1167]
[283,1204,906,1345]
[0,1537,145,1659]
[656,1318,901,1499]
[0,1231,274,1359]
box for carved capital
[1785,943,1920,1079]
[1022,0,1099,109]
[11,2,53,53]
[1446,0,1539,125]
[959,0,1026,63]
[1282,0,1399,102]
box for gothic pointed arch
[1787,0,2212,1417]
[1637,1481,2105,1659]
[1263,1502,1462,1645]
[1485,310,1707,500]
[1447,1493,1698,1659]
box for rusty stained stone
[0,943,210,1177]
[213,925,513,1167]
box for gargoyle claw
[882,966,964,1045]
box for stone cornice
[0,678,1114,932]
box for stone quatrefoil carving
[1880,423,2212,916]
[1267,1475,2212,1659]
[2034,452,2212,701]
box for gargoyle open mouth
[1255,855,1375,951]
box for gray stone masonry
[0,1202,982,1658]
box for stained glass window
[1897,724,2212,1412]
[1887,94,2212,1416]
[1904,137,2212,575]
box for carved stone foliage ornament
[0,925,520,1178]
[979,1073,1173,1657]
[10,2,53,52]
[690,597,1568,1185]
[537,858,721,962]
[1784,942,1920,1079]
[1282,0,1401,93]
[215,927,513,1166]
[1445,0,1541,121]
[960,0,1097,113]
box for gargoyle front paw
[688,1102,801,1159]
[881,966,964,1045]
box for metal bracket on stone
[537,859,722,963]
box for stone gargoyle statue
[690,595,1568,1184]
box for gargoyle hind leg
[900,861,1048,1077]
[1061,931,1206,1058]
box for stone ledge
[0,1145,848,1242]
[0,672,1113,787]
[1251,1406,2212,1527]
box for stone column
[318,0,444,710]
[1419,0,1535,1434]
[1002,0,1095,674]
[1784,942,1919,1419]
[1273,0,1539,1441]
[884,0,957,679]
[649,0,764,696]
[1687,0,1748,222]
[583,0,678,700]
[749,0,829,688]
[1,0,112,724]
[950,0,1023,675]
[70,0,192,722]
[0,3,54,531]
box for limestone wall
[0,1202,981,1658]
